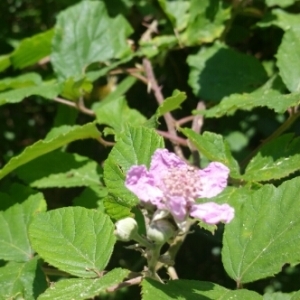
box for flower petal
[125,165,163,204]
[190,202,234,224]
[168,196,188,222]
[198,162,229,198]
[150,149,186,184]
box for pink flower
[125,149,234,225]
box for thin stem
[156,130,188,146]
[106,275,143,293]
[176,115,195,126]
[53,97,95,116]
[143,58,183,157]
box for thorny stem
[106,275,143,293]
[241,110,300,168]
[143,58,184,157]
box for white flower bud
[147,219,176,244]
[114,217,138,242]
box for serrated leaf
[0,81,62,106]
[38,268,129,300]
[103,195,132,221]
[242,134,300,182]
[51,1,133,79]
[183,0,231,45]
[11,29,54,69]
[142,278,262,300]
[265,0,296,8]
[29,207,115,278]
[277,28,300,92]
[180,129,240,178]
[104,126,164,206]
[203,90,300,118]
[0,257,47,300]
[0,193,46,262]
[156,90,186,117]
[187,42,267,101]
[0,123,100,180]
[0,54,11,72]
[73,186,107,211]
[223,177,300,283]
[16,151,103,188]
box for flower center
[161,166,203,202]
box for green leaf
[0,193,46,262]
[180,129,240,178]
[142,278,262,300]
[94,96,146,132]
[264,292,296,300]
[0,123,100,180]
[51,1,133,79]
[0,81,62,106]
[202,79,300,118]
[0,257,47,300]
[0,54,11,72]
[258,9,300,31]
[265,0,296,8]
[156,90,186,117]
[223,177,300,283]
[183,0,231,45]
[158,0,190,31]
[16,151,103,188]
[277,28,300,92]
[60,77,93,101]
[187,42,268,101]
[242,134,300,182]
[38,268,129,300]
[291,291,300,300]
[11,29,54,69]
[103,195,132,221]
[73,185,107,211]
[0,73,42,92]
[29,207,115,278]
[104,125,164,206]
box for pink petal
[198,162,229,198]
[150,149,186,184]
[168,196,188,222]
[125,165,164,204]
[190,202,234,224]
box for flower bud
[147,219,176,244]
[114,217,138,242]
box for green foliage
[29,207,115,278]
[187,42,268,101]
[223,177,300,283]
[1,0,300,298]
[51,1,133,80]
[38,268,130,300]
